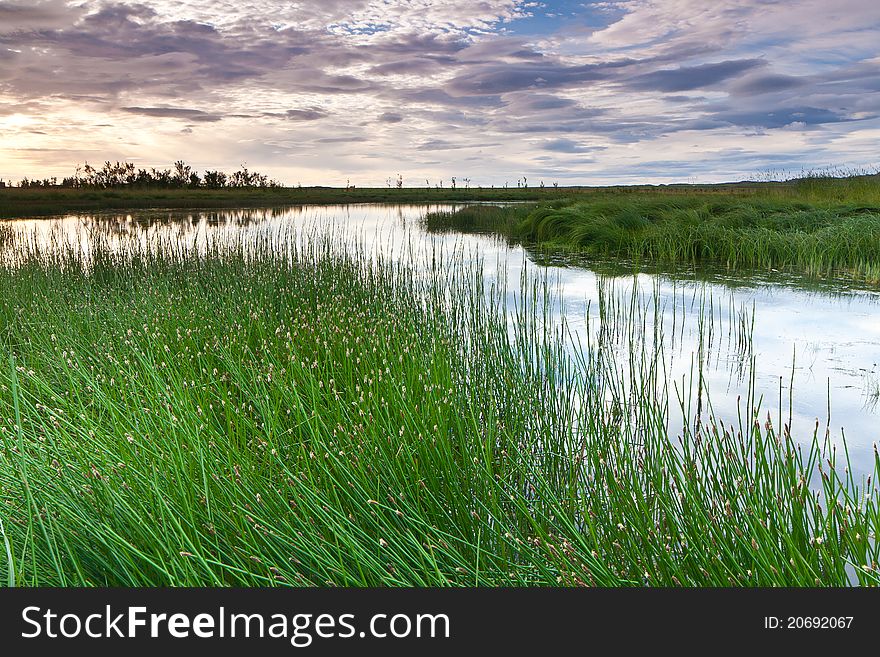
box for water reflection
[2,203,878,475]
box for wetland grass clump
[426,188,880,283]
[0,224,13,248]
[0,228,878,586]
[421,203,536,237]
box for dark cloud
[378,112,404,123]
[445,61,610,95]
[713,106,843,128]
[417,139,499,151]
[284,108,328,121]
[396,88,504,108]
[624,59,766,92]
[500,96,605,129]
[418,140,463,151]
[542,139,602,153]
[369,56,457,76]
[122,106,223,122]
[290,72,375,95]
[317,136,368,143]
[663,94,705,103]
[509,94,579,111]
[731,74,806,95]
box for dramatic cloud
[1,0,879,185]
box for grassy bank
[0,227,877,587]
[424,177,880,283]
[0,186,576,218]
[4,176,874,219]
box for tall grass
[0,227,877,586]
[0,224,13,248]
[426,190,880,283]
[776,170,880,205]
[422,204,535,237]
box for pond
[3,203,879,477]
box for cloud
[284,108,329,121]
[0,3,311,99]
[730,73,807,95]
[0,0,84,34]
[144,0,532,35]
[317,136,369,143]
[417,139,500,151]
[542,138,602,153]
[712,106,843,129]
[624,59,766,92]
[445,61,610,96]
[369,56,457,76]
[2,0,880,186]
[395,88,505,109]
[508,94,579,111]
[122,107,223,122]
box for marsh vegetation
[0,210,877,587]
[424,175,880,284]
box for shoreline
[0,182,777,219]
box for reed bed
[425,190,880,283]
[421,204,536,237]
[0,227,877,587]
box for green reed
[425,185,880,283]
[0,226,877,587]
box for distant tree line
[14,160,281,189]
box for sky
[1,0,879,187]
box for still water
[3,204,879,475]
